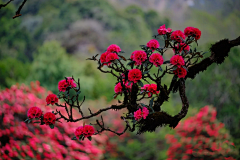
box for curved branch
[0,0,13,10]
[186,36,240,79]
[12,0,27,19]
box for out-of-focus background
[0,0,240,159]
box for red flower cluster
[27,106,42,119]
[146,39,160,51]
[106,52,119,63]
[100,51,119,65]
[141,84,159,97]
[173,42,190,53]
[43,112,56,125]
[184,26,201,40]
[128,69,142,83]
[58,77,77,92]
[46,94,58,105]
[166,106,238,159]
[149,53,164,67]
[107,44,121,53]
[157,24,172,35]
[74,125,95,139]
[170,55,185,68]
[171,30,185,42]
[134,107,149,121]
[173,67,187,78]
[114,81,132,94]
[131,50,147,65]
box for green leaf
[149,98,154,107]
[142,70,149,75]
[34,122,40,123]
[172,66,178,71]
[140,103,147,107]
[72,136,77,140]
[163,60,170,64]
[127,61,135,66]
[158,66,162,72]
[24,118,29,122]
[182,66,188,72]
[87,136,92,141]
[137,81,144,87]
[28,119,32,123]
[119,51,125,53]
[79,134,84,140]
[128,81,133,86]
[49,124,54,129]
[52,111,54,114]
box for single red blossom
[146,39,160,51]
[134,109,142,121]
[128,69,142,83]
[106,53,119,63]
[100,51,109,65]
[142,107,149,119]
[46,94,58,105]
[132,50,147,65]
[173,67,187,78]
[83,125,95,137]
[149,53,164,67]
[107,44,121,53]
[173,43,190,53]
[27,107,42,119]
[158,24,172,35]
[171,30,185,42]
[58,78,76,92]
[74,126,84,139]
[170,55,185,68]
[184,27,201,40]
[43,112,56,125]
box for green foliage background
[0,0,239,159]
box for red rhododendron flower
[27,107,42,119]
[146,39,160,51]
[58,78,76,92]
[83,125,95,137]
[142,107,149,119]
[173,67,187,78]
[158,24,172,35]
[106,52,119,63]
[74,126,84,139]
[132,50,147,65]
[170,55,185,68]
[171,30,185,42]
[107,44,121,53]
[114,81,132,94]
[134,109,142,121]
[128,69,142,83]
[149,53,164,67]
[142,84,159,97]
[173,43,190,53]
[100,51,109,65]
[46,94,58,105]
[184,27,201,40]
[43,112,56,125]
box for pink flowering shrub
[166,106,238,160]
[43,112,56,125]
[106,52,119,64]
[0,82,118,160]
[173,67,187,78]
